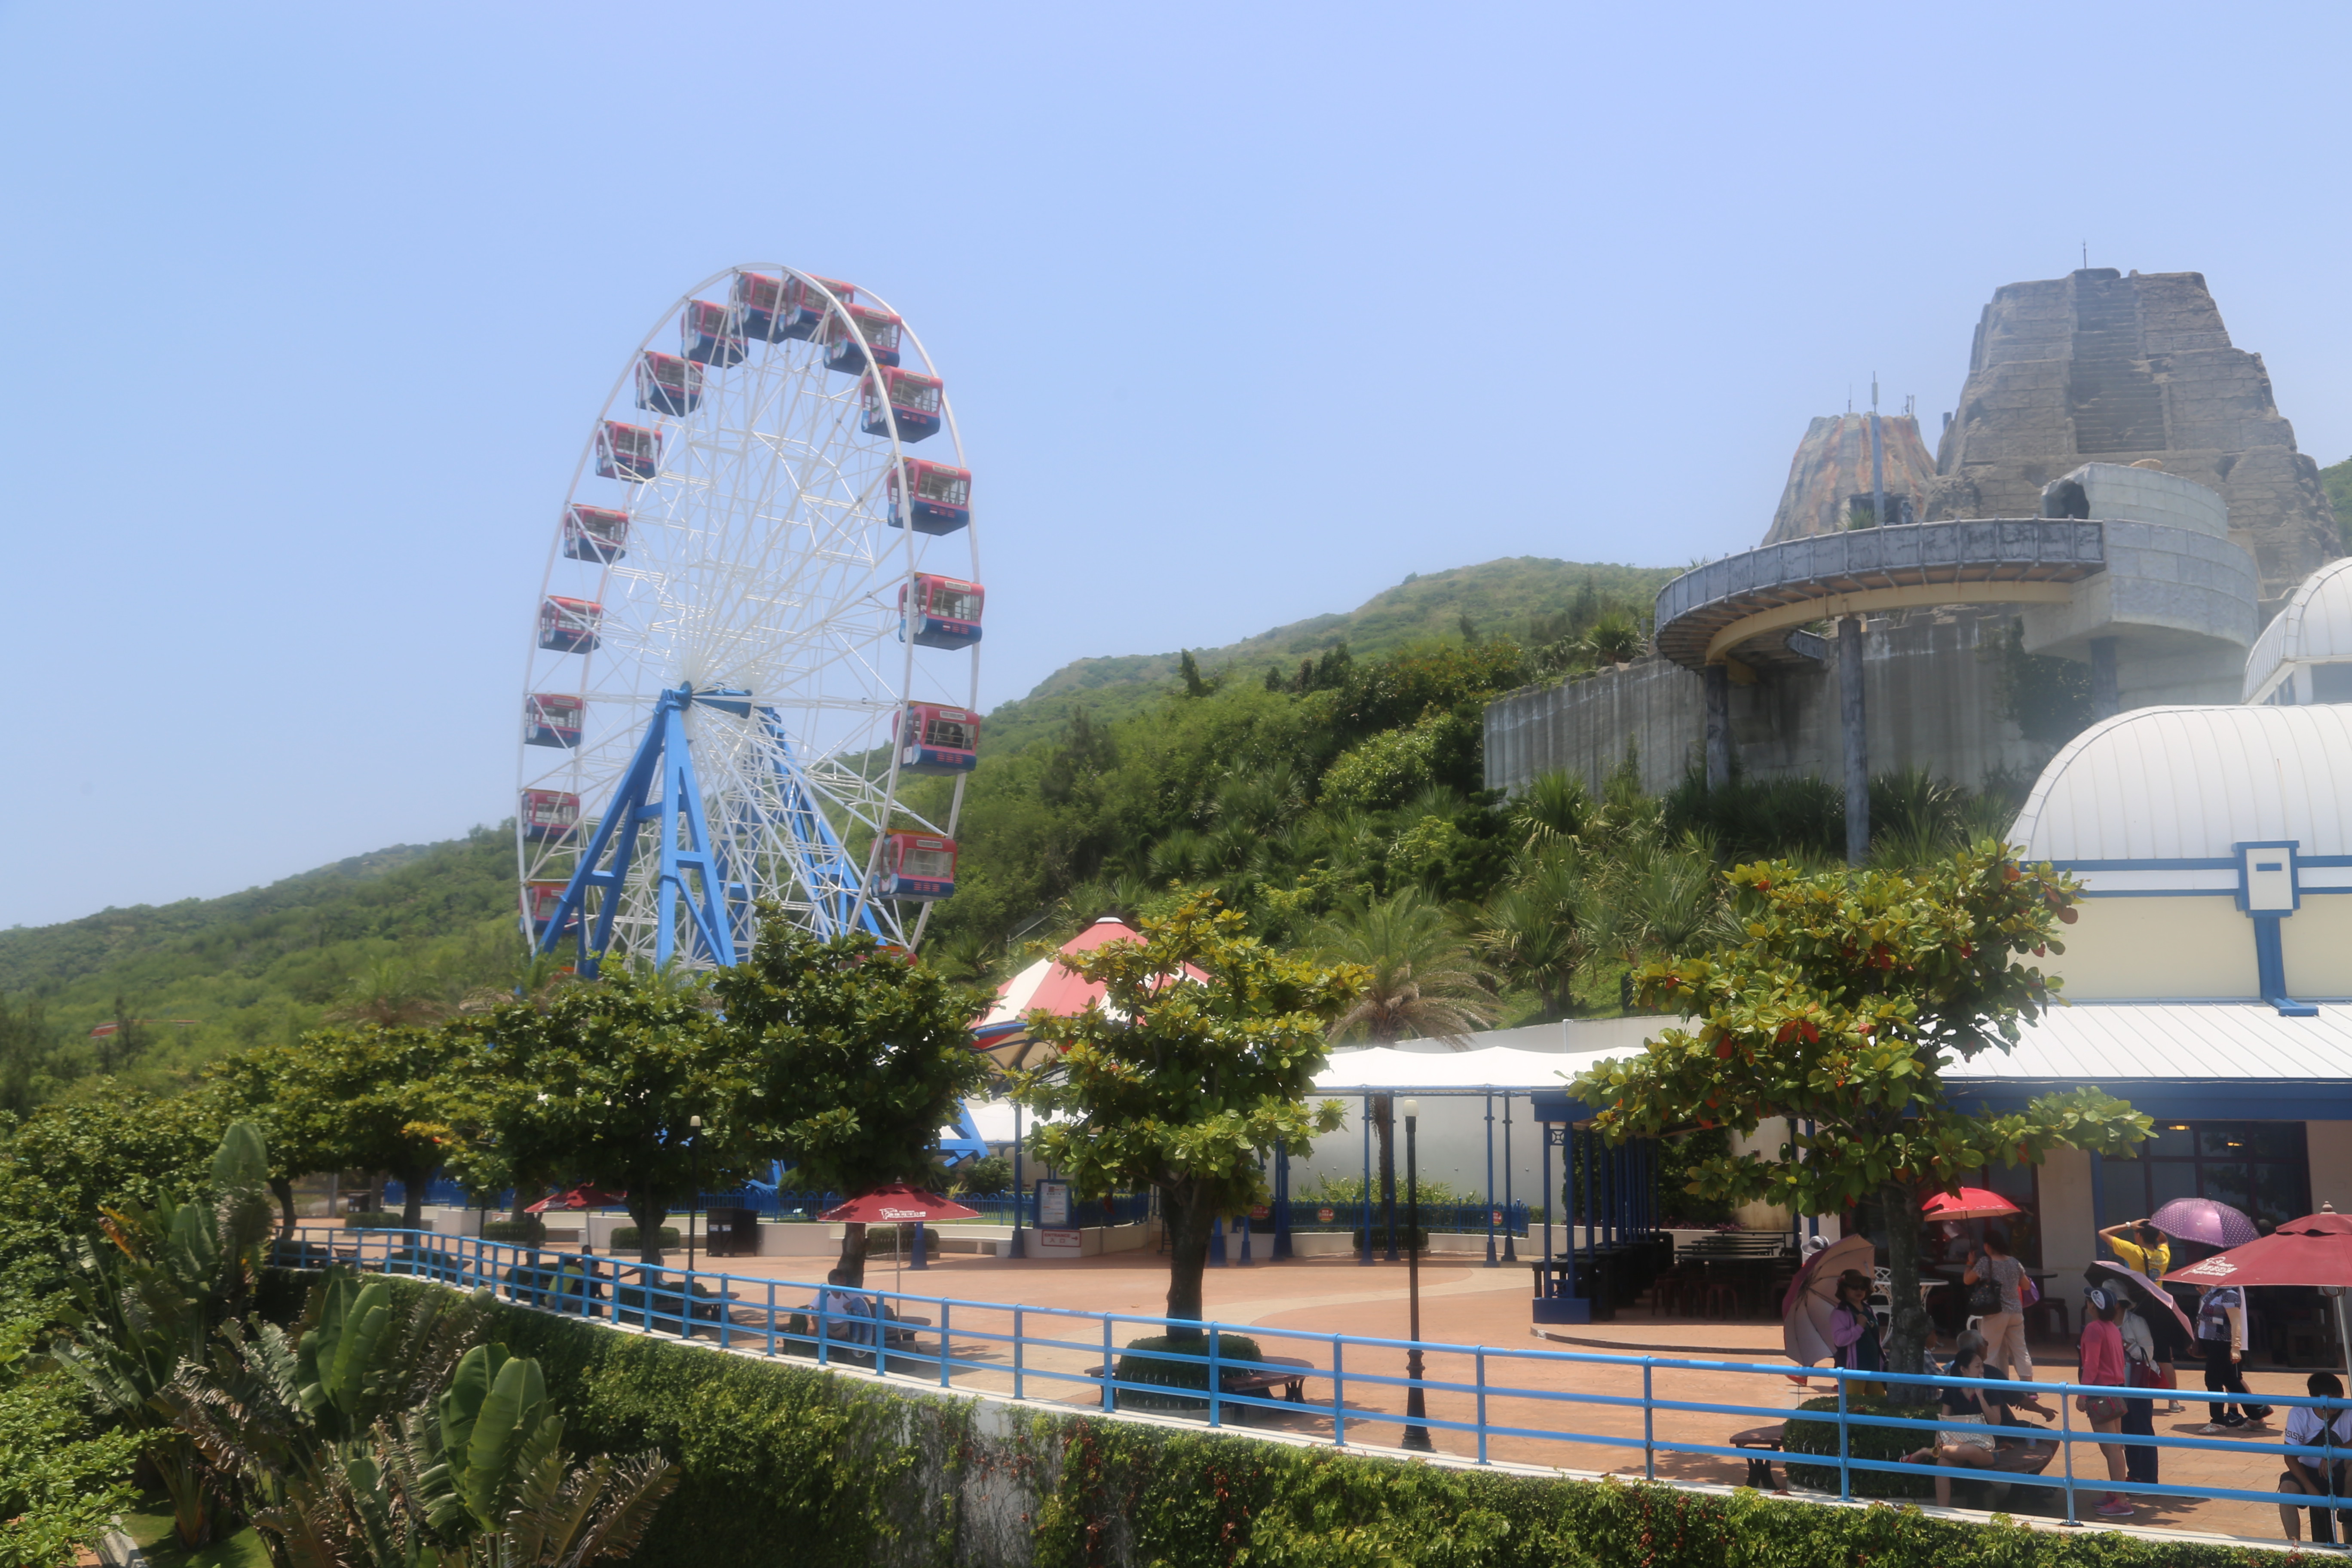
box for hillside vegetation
[0,831,522,1108]
[5,551,2025,1115]
[979,557,1677,756]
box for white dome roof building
[2006,703,2352,1008]
[2245,557,2352,706]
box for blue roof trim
[2053,858,2236,872]
[2078,888,2237,899]
[1949,1078,2352,1121]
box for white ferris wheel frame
[515,264,977,966]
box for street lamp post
[686,1115,701,1275]
[1402,1098,1432,1452]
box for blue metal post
[1359,1096,1374,1265]
[1540,1125,1553,1305]
[1010,1102,1026,1259]
[1484,1093,1498,1267]
[1502,1094,1517,1262]
[1211,1216,1228,1267]
[1237,1208,1253,1266]
[1273,1141,1293,1260]
[910,1222,928,1271]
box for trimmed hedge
[1781,1395,1936,1499]
[343,1210,402,1228]
[481,1219,547,1244]
[609,1226,681,1250]
[330,1274,2304,1568]
[1110,1332,1262,1412]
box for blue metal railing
[270,1227,2343,1533]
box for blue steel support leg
[1273,1142,1292,1261]
[1502,1094,1517,1262]
[1359,1097,1373,1266]
[1484,1094,1498,1267]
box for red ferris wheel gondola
[561,505,629,563]
[524,693,584,748]
[888,459,971,535]
[899,574,984,649]
[877,833,957,900]
[862,368,942,441]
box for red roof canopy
[969,917,1207,1072]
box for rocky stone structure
[1926,268,2337,611]
[1763,413,1939,544]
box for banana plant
[45,1120,279,1547]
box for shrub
[610,1226,681,1250]
[482,1219,547,1244]
[1779,1394,1934,1498]
[1111,1332,1263,1412]
[344,1211,403,1228]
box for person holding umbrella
[2101,1219,2183,1413]
[1964,1229,2032,1384]
[2076,1286,2136,1518]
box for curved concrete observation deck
[1654,519,2105,670]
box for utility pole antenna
[2082,239,2089,269]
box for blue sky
[4,1,2348,928]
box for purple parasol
[2149,1197,2259,1249]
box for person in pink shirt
[2077,1287,2134,1517]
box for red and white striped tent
[970,916,1206,1072]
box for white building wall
[2307,1121,2352,1213]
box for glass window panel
[2253,1163,2310,1227]
[2200,1162,2255,1211]
[2147,1161,2198,1211]
[900,848,953,879]
[2146,1124,2195,1157]
[2199,1123,2269,1159]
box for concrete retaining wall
[1484,606,2058,798]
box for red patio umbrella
[2166,1207,2352,1383]
[525,1184,626,1214]
[1921,1188,2020,1222]
[2165,1209,2352,1290]
[819,1185,981,1224]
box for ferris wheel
[516,265,983,974]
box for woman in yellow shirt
[2101,1219,2181,1411]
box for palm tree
[1316,889,1498,1250]
[327,957,449,1028]
[1589,839,1722,991]
[1477,848,1588,1018]
[1510,771,1592,853]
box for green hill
[979,557,1675,756]
[0,554,1675,1107]
[0,830,521,1106]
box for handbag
[2018,1274,2041,1310]
[1968,1279,2003,1315]
[2077,1395,2128,1422]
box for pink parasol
[2150,1197,2260,1250]
[525,1184,626,1214]
[1920,1188,2020,1222]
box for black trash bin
[706,1206,761,1257]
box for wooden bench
[1729,1423,1786,1489]
[1083,1354,1315,1411]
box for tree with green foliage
[707,915,989,1285]
[1571,846,2153,1374]
[1013,897,1361,1331]
[273,1025,482,1230]
[470,972,749,1265]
